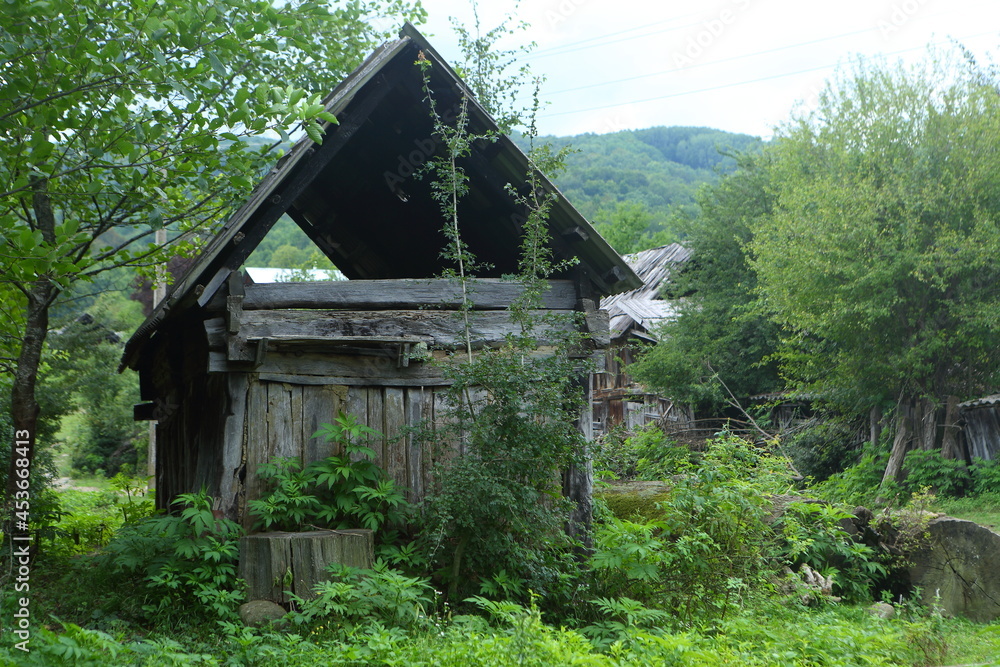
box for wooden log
[205,278,578,312]
[208,309,576,351]
[239,529,374,604]
[209,350,452,383]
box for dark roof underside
[121,25,638,370]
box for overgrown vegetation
[249,413,407,534]
[6,4,1000,666]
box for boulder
[908,517,1000,622]
[867,602,895,619]
[239,600,288,628]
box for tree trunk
[5,180,58,538]
[882,396,916,487]
[870,405,883,449]
[940,395,962,460]
[917,397,937,451]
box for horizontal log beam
[208,349,450,382]
[205,278,578,311]
[207,309,578,351]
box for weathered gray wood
[367,388,384,467]
[406,387,426,501]
[210,350,452,384]
[346,387,367,434]
[302,384,344,464]
[206,278,578,311]
[219,373,249,522]
[254,371,452,388]
[267,382,298,462]
[581,299,611,349]
[239,529,374,603]
[384,387,406,491]
[226,295,243,334]
[231,309,575,350]
[245,381,270,527]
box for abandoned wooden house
[119,24,640,533]
[593,243,692,435]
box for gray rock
[239,600,288,628]
[867,602,895,619]
[908,517,1000,622]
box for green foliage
[774,501,885,602]
[47,296,149,476]
[629,156,781,409]
[970,457,1000,495]
[751,50,1000,411]
[580,596,673,650]
[813,450,900,508]
[783,415,867,482]
[288,561,435,631]
[87,489,243,626]
[593,201,674,254]
[249,413,407,533]
[595,424,693,482]
[900,449,972,498]
[41,474,154,561]
[590,434,794,626]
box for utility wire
[540,29,999,119]
[530,10,703,58]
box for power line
[545,26,878,96]
[531,11,706,59]
[540,29,999,119]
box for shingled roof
[121,23,639,371]
[600,243,691,341]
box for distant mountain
[516,126,763,226]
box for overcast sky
[401,0,1000,139]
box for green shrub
[589,434,782,626]
[814,450,900,507]
[249,412,408,533]
[774,500,885,602]
[970,457,1000,495]
[593,424,690,481]
[86,489,244,626]
[287,561,435,631]
[900,449,971,498]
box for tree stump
[239,529,373,604]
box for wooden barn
[593,243,692,435]
[119,24,640,531]
[958,395,1000,461]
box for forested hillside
[528,126,762,221]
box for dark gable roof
[121,23,639,370]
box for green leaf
[206,50,227,79]
[304,121,323,145]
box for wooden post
[148,228,168,490]
[239,529,374,604]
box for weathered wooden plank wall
[961,407,1000,461]
[231,378,456,526]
